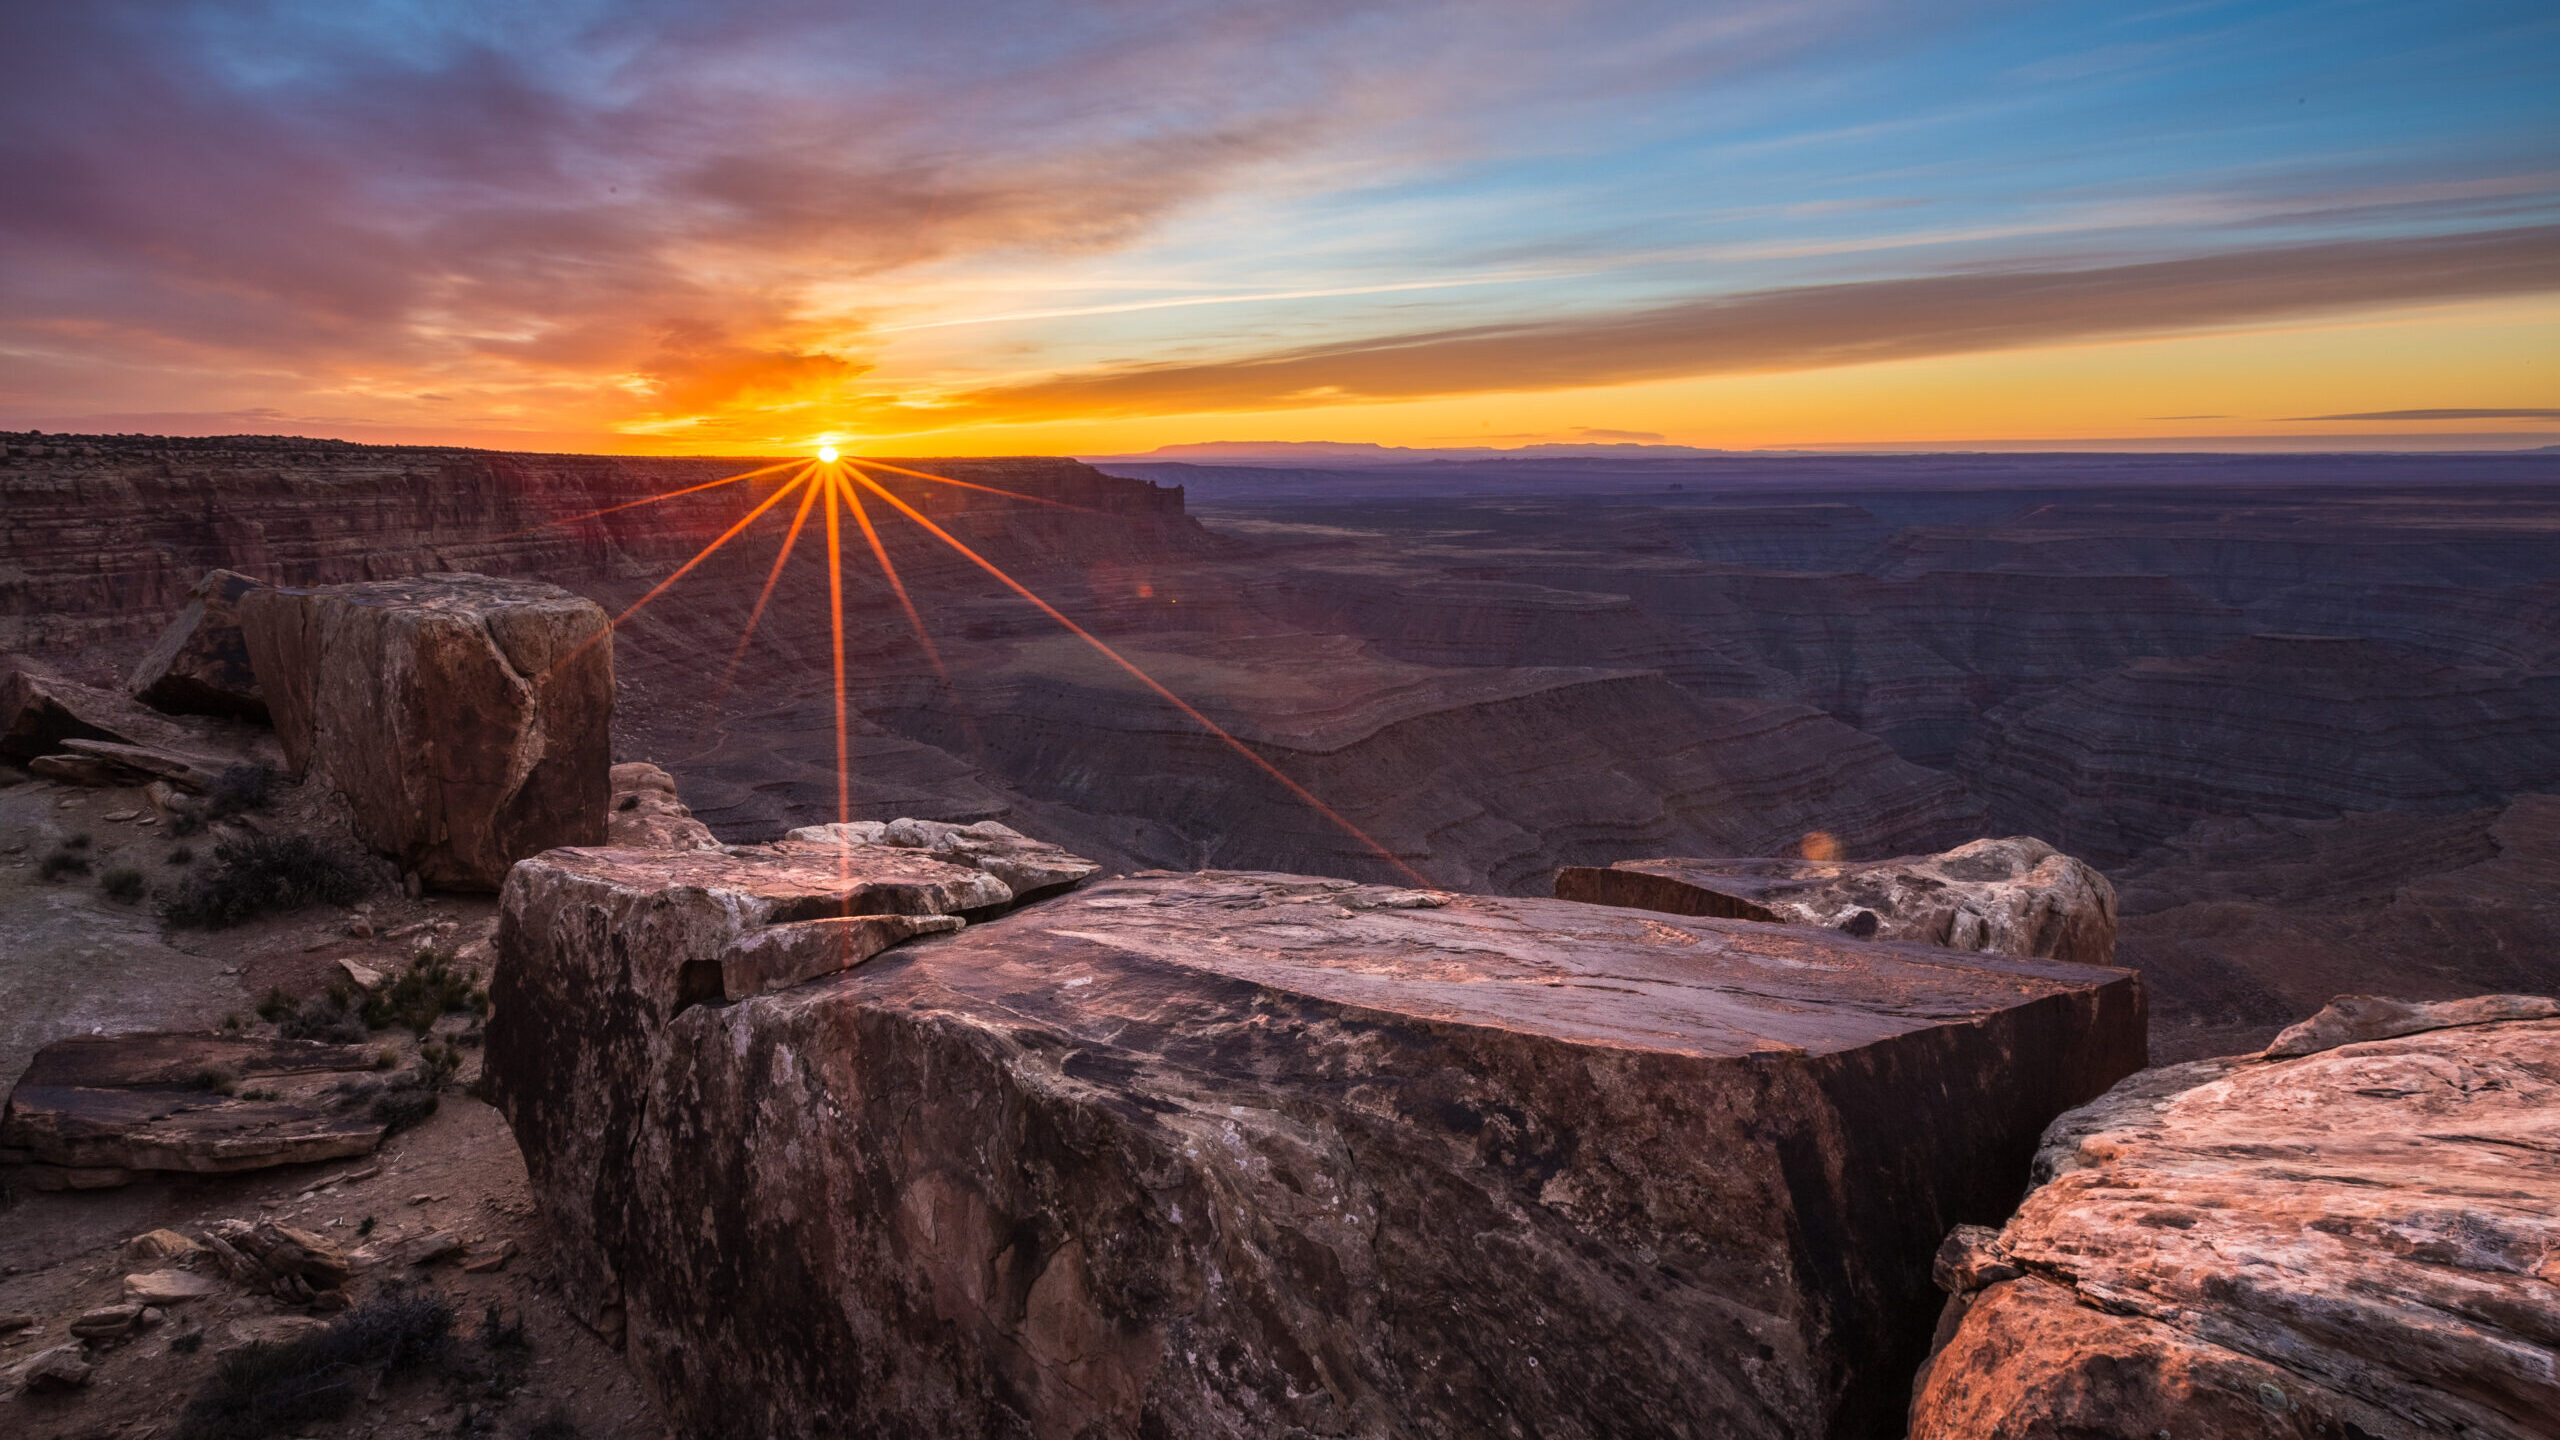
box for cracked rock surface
[239,574,611,890]
[1909,995,2560,1439]
[488,850,2142,1439]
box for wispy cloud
[2287,407,2560,421]
[941,227,2560,419]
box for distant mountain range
[1078,440,1737,467]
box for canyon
[6,435,2556,1057]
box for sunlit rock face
[1909,996,2560,1440]
[1557,836,2118,967]
[487,846,2144,1440]
[239,573,612,890]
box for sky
[0,0,2553,456]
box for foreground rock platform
[1910,995,2560,1439]
[487,848,2144,1440]
[1556,836,2118,966]
[0,1033,388,1189]
[239,573,612,890]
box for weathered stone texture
[608,761,721,851]
[1910,996,2560,1439]
[127,567,268,719]
[1558,836,2118,965]
[239,573,612,890]
[788,816,1103,900]
[488,851,2144,1439]
[0,1033,388,1188]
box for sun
[816,445,839,463]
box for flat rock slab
[0,1033,389,1186]
[1557,836,2118,966]
[239,572,612,890]
[489,854,2144,1440]
[1910,998,2560,1439]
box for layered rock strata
[1909,996,2560,1439]
[1557,837,2117,966]
[487,848,2144,1439]
[787,816,1103,901]
[0,1033,389,1190]
[240,574,612,890]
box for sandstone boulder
[787,815,1102,900]
[1556,836,2118,966]
[239,574,612,890]
[0,1033,389,1188]
[608,761,721,852]
[1909,995,2560,1439]
[127,568,268,720]
[488,848,2144,1439]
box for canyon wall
[7,435,2557,1050]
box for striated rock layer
[1557,836,2116,966]
[1909,997,2560,1439]
[486,845,2144,1439]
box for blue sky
[1,0,2551,451]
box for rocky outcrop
[1,659,209,763]
[787,816,1103,901]
[487,844,2145,1439]
[1909,996,2560,1439]
[126,567,267,719]
[1557,837,2117,966]
[483,839,1020,1340]
[609,761,721,852]
[0,1033,389,1189]
[240,574,612,890]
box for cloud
[943,226,2560,420]
[2285,408,2560,421]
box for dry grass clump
[163,834,373,927]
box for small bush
[527,1414,579,1440]
[370,1085,438,1132]
[356,1215,376,1238]
[162,835,373,928]
[63,833,91,850]
[38,847,91,881]
[168,844,196,865]
[280,988,368,1045]
[186,1065,240,1096]
[100,865,147,902]
[256,987,295,1022]
[208,763,275,817]
[175,1286,452,1440]
[219,1012,244,1032]
[364,951,486,1035]
[171,1328,206,1355]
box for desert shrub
[175,1286,452,1440]
[162,835,373,928]
[366,1040,460,1134]
[527,1414,579,1440]
[63,832,91,849]
[256,987,295,1022]
[170,1328,206,1355]
[168,844,195,865]
[186,1065,240,1096]
[100,865,146,902]
[280,987,369,1045]
[208,763,275,816]
[38,846,91,881]
[364,951,487,1035]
